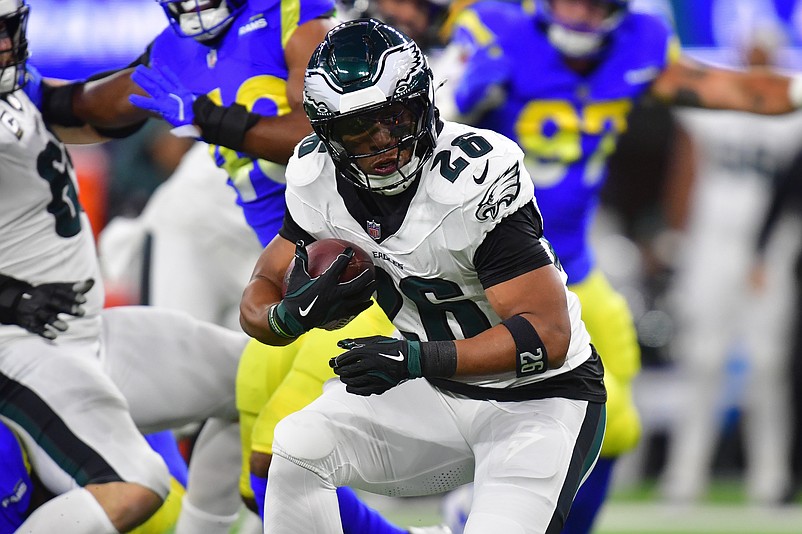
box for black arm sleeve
[192,95,261,151]
[474,202,553,289]
[41,83,86,127]
[278,208,316,246]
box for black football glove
[269,242,375,339]
[0,276,95,340]
[329,336,424,396]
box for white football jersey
[676,108,802,240]
[285,120,591,388]
[0,91,103,342]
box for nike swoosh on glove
[269,242,376,339]
[329,336,423,396]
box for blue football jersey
[148,0,336,245]
[452,2,677,282]
[0,422,32,534]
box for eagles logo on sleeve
[475,160,521,221]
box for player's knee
[86,481,164,532]
[91,446,171,531]
[273,410,337,466]
[267,453,319,491]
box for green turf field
[361,481,802,534]
[224,480,802,533]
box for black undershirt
[334,169,423,244]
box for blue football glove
[329,336,424,396]
[22,63,43,109]
[268,242,375,339]
[0,277,94,340]
[129,64,196,129]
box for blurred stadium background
[31,1,802,532]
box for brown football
[282,238,375,296]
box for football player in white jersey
[660,26,802,505]
[0,2,267,532]
[0,0,171,531]
[239,19,607,533]
[96,142,265,533]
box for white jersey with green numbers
[284,120,591,389]
[0,91,103,343]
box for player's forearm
[714,70,798,115]
[239,279,296,347]
[453,313,569,377]
[40,70,149,139]
[75,70,151,127]
[238,110,314,164]
[188,98,311,164]
[454,266,572,376]
[654,62,801,115]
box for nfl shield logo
[367,220,381,241]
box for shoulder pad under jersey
[426,121,535,224]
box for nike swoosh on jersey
[378,351,405,361]
[473,161,490,184]
[299,296,319,317]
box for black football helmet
[158,0,245,42]
[0,0,29,95]
[303,18,438,196]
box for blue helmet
[0,0,29,95]
[535,0,629,58]
[158,0,246,42]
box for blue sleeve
[0,423,33,534]
[299,0,336,23]
[144,431,188,489]
[453,43,513,115]
[451,5,514,115]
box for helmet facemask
[536,0,628,58]
[0,0,28,95]
[159,0,243,42]
[304,19,438,196]
[324,93,434,195]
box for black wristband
[420,340,458,378]
[41,82,86,127]
[0,275,31,325]
[502,314,548,377]
[193,94,260,151]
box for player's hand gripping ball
[282,239,375,296]
[271,239,376,337]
